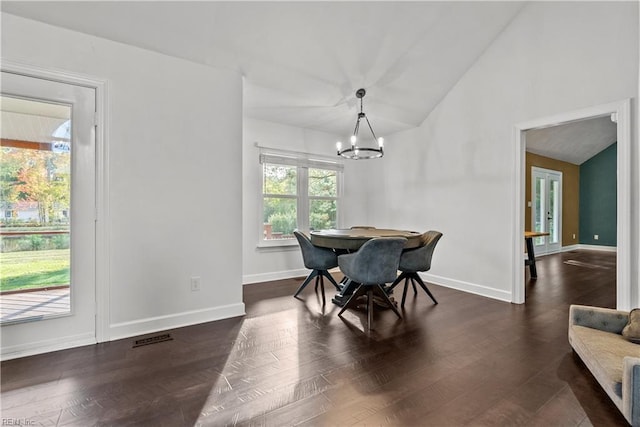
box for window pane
[309,168,336,197]
[310,199,336,231]
[549,180,560,243]
[534,177,545,245]
[1,97,71,322]
[263,197,296,240]
[263,164,296,195]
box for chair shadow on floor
[337,298,404,338]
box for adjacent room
[1,1,638,425]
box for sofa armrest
[622,356,640,426]
[569,304,629,334]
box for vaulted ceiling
[525,116,617,165]
[2,1,616,161]
[1,1,525,137]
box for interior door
[532,167,562,255]
[1,71,96,358]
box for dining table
[524,231,550,279]
[310,228,422,306]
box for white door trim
[512,99,631,309]
[1,59,111,343]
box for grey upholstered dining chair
[337,237,406,330]
[389,230,443,307]
[293,230,341,304]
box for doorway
[531,167,562,255]
[512,99,631,309]
[1,71,97,358]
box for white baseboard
[109,303,246,341]
[574,244,617,252]
[536,244,617,256]
[243,269,307,284]
[1,332,96,361]
[420,273,512,303]
[244,269,512,303]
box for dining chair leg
[411,279,418,295]
[319,275,326,306]
[389,272,406,291]
[401,277,410,307]
[413,273,438,304]
[337,284,368,317]
[372,285,402,320]
[367,288,374,331]
[294,270,320,298]
[321,270,342,291]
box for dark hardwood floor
[1,250,625,426]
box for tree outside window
[260,154,341,243]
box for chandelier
[336,88,384,159]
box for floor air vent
[133,333,173,348]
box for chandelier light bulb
[336,141,342,151]
[350,135,357,145]
[378,137,384,147]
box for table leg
[332,279,358,306]
[332,279,396,307]
[524,237,538,279]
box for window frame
[258,148,343,248]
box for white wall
[359,2,639,303]
[2,13,245,346]
[242,118,371,283]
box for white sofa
[568,304,640,426]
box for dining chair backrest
[293,230,338,270]
[338,237,406,285]
[350,226,376,229]
[398,230,443,273]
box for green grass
[0,249,70,292]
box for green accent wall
[579,142,616,246]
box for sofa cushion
[622,308,640,343]
[571,325,640,398]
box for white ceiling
[525,116,617,165]
[4,1,614,163]
[1,1,525,137]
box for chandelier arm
[352,117,361,140]
[364,116,378,141]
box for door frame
[1,59,111,346]
[512,99,631,309]
[531,166,563,255]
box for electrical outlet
[594,235,599,240]
[572,234,576,239]
[190,276,201,292]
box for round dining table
[310,228,423,306]
[310,228,423,251]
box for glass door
[532,167,562,254]
[1,71,96,358]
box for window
[259,149,342,246]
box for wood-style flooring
[0,250,626,426]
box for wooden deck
[0,288,70,323]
